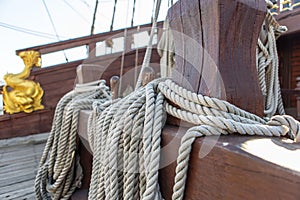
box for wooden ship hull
[1,0,300,199]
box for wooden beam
[168,0,265,116]
[15,22,163,55]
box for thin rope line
[41,0,68,62]
[90,0,99,35]
[110,0,118,31]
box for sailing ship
[1,0,300,199]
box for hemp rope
[257,9,288,118]
[35,80,111,200]
[35,3,297,199]
[86,6,298,200]
[88,78,300,200]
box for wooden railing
[16,22,163,68]
[0,22,163,139]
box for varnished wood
[141,66,155,86]
[110,76,120,99]
[168,0,265,116]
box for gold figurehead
[2,51,44,114]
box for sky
[0,0,173,82]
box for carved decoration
[2,51,44,114]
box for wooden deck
[0,133,48,200]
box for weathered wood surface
[74,110,300,200]
[168,0,265,116]
[0,133,48,200]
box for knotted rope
[88,78,300,200]
[35,80,111,200]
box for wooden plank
[16,22,162,55]
[14,192,36,200]
[0,151,42,167]
[0,159,41,175]
[0,186,34,200]
[0,143,45,160]
[0,134,46,199]
[0,179,34,195]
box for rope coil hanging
[256,9,287,118]
[35,80,111,200]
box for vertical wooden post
[168,0,266,116]
[88,42,96,58]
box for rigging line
[118,28,127,97]
[78,0,91,9]
[110,0,118,31]
[131,0,137,27]
[90,0,99,35]
[0,23,57,40]
[0,21,66,39]
[63,0,90,24]
[41,0,61,41]
[134,25,140,85]
[41,0,68,62]
[118,0,131,96]
[151,0,156,23]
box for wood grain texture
[168,0,265,116]
[0,133,47,200]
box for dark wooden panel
[0,109,53,139]
[278,32,300,110]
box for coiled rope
[35,80,111,200]
[88,78,300,200]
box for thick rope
[86,6,298,199]
[88,78,300,200]
[35,80,111,200]
[135,0,162,89]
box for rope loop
[267,115,300,142]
